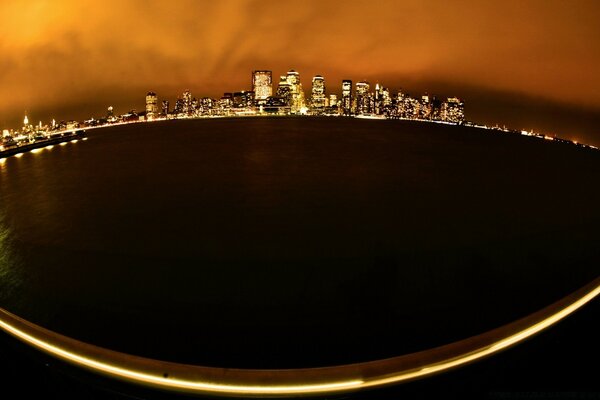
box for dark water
[0,117,598,368]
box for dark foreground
[1,298,598,399]
[0,117,598,396]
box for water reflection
[0,211,23,312]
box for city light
[1,68,596,161]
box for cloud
[0,0,598,139]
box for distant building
[146,91,158,120]
[276,75,292,106]
[355,81,370,115]
[252,70,273,102]
[421,94,431,119]
[442,97,465,124]
[220,93,233,110]
[161,100,169,116]
[200,97,215,114]
[183,90,193,114]
[372,84,391,115]
[381,87,391,114]
[173,98,184,115]
[311,75,326,111]
[233,91,254,108]
[286,70,305,114]
[341,80,352,115]
[329,94,338,108]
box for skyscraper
[286,70,305,114]
[276,75,292,106]
[374,84,382,115]
[183,90,193,114]
[421,94,431,119]
[355,81,370,115]
[161,100,169,116]
[252,70,273,101]
[329,94,338,108]
[311,75,326,110]
[442,97,465,124]
[341,80,352,115]
[146,91,158,120]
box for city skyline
[2,67,467,133]
[0,1,599,145]
[6,64,596,158]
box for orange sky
[1,0,599,143]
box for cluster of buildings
[1,69,466,150]
[144,69,465,123]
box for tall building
[183,90,193,114]
[421,94,431,119]
[341,80,352,115]
[146,91,158,120]
[373,84,391,115]
[233,91,254,108]
[442,97,465,124]
[355,81,370,115]
[252,70,273,101]
[329,94,338,108]
[286,70,305,114]
[161,100,169,116]
[173,99,184,115]
[374,83,383,115]
[276,75,292,106]
[311,75,326,110]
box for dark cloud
[0,0,598,143]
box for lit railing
[0,277,598,397]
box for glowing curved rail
[0,277,599,398]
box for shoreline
[0,130,87,160]
[2,116,598,164]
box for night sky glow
[1,0,599,144]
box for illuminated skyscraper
[355,81,370,115]
[286,69,304,114]
[374,83,383,115]
[252,70,273,101]
[311,75,326,110]
[329,94,338,108]
[341,80,352,115]
[286,69,300,86]
[421,94,431,119]
[442,97,465,124]
[286,70,305,114]
[23,114,29,126]
[382,88,391,108]
[374,84,391,115]
[183,90,193,114]
[276,75,292,106]
[145,91,158,120]
[161,100,169,116]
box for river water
[0,117,598,368]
